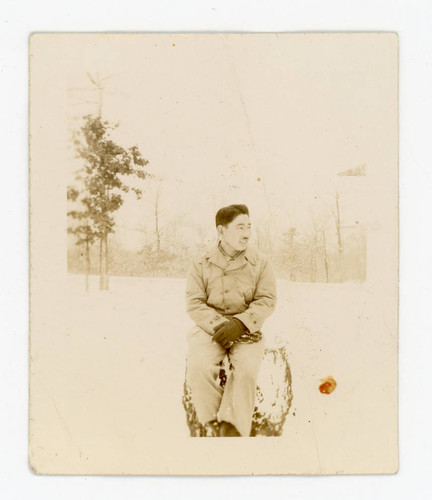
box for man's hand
[212,318,248,349]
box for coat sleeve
[234,256,277,334]
[185,258,228,335]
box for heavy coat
[185,244,277,336]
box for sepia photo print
[29,33,398,474]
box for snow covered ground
[30,275,397,475]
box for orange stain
[319,376,337,394]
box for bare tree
[334,191,344,282]
[153,180,162,253]
[334,191,343,255]
[322,229,329,283]
[283,226,298,281]
[68,72,121,118]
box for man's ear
[217,225,225,238]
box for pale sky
[64,34,396,250]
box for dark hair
[215,204,249,227]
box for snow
[30,275,397,474]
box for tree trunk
[322,230,329,283]
[99,232,109,291]
[288,228,295,281]
[155,204,160,254]
[102,186,110,291]
[183,347,293,437]
[335,192,343,255]
[154,182,161,254]
[99,236,103,291]
[103,232,109,290]
[335,192,343,282]
[85,239,90,292]
[310,252,315,282]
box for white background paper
[1,0,431,497]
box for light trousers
[186,326,265,437]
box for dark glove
[212,318,248,349]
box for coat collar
[205,244,258,269]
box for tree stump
[182,346,293,437]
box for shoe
[218,421,241,437]
[205,419,220,437]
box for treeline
[68,223,366,283]
[68,112,366,289]
[68,239,197,278]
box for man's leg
[217,339,265,437]
[186,327,227,427]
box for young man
[185,204,277,437]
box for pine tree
[67,186,98,291]
[68,114,150,290]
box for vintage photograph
[29,33,398,474]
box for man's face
[219,214,252,253]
